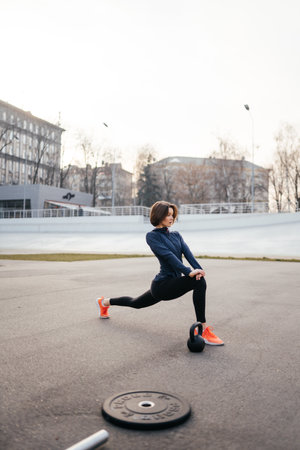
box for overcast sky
[1,0,299,171]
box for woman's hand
[189,269,205,280]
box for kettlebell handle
[190,322,203,341]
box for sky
[1,0,300,172]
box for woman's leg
[109,290,161,309]
[151,277,206,323]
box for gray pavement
[0,257,300,450]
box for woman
[96,200,224,345]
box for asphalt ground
[0,257,299,450]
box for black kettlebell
[187,322,205,353]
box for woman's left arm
[178,233,203,270]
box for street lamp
[244,104,255,213]
[102,122,115,208]
[23,141,27,216]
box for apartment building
[148,156,269,204]
[0,100,64,187]
[61,162,133,206]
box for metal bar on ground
[64,429,109,450]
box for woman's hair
[150,201,178,226]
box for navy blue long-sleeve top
[146,227,202,281]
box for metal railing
[0,202,273,219]
[180,202,269,215]
[0,206,150,219]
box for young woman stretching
[96,200,224,345]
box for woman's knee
[194,277,207,291]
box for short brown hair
[150,201,178,226]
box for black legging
[110,276,206,323]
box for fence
[180,202,269,215]
[0,206,150,219]
[0,202,274,219]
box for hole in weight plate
[138,401,155,408]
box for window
[2,111,6,120]
[23,120,27,130]
[29,122,33,132]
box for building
[0,184,92,216]
[97,163,133,206]
[0,99,64,187]
[62,162,133,206]
[147,156,269,205]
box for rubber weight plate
[102,390,191,430]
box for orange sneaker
[194,324,202,336]
[96,297,110,319]
[202,326,224,346]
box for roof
[46,200,111,214]
[152,156,265,171]
[0,99,65,132]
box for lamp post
[102,122,115,208]
[244,104,255,213]
[12,119,26,216]
[23,145,27,217]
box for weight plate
[102,390,191,430]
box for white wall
[0,212,299,233]
[0,215,147,233]
[0,213,299,258]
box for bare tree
[59,145,71,188]
[134,144,158,182]
[269,163,285,212]
[273,123,300,211]
[77,133,104,206]
[157,160,176,202]
[32,133,51,184]
[0,124,19,153]
[97,163,113,205]
[176,163,210,204]
[209,136,257,203]
[45,164,56,186]
[211,135,245,160]
[290,149,300,210]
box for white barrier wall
[0,212,299,233]
[177,212,300,230]
[0,213,299,257]
[0,214,148,233]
